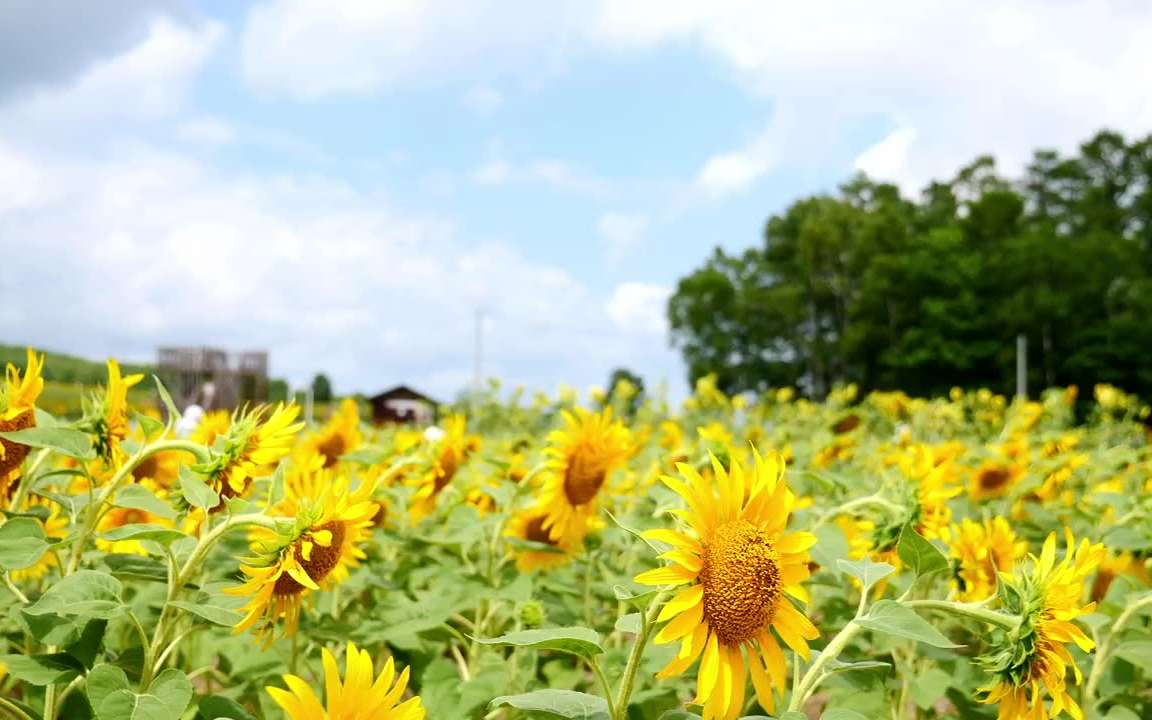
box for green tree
[268,378,289,404]
[311,373,333,403]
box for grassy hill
[1,343,159,417]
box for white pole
[474,307,484,395]
[1016,334,1027,399]
[305,385,314,426]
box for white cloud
[854,127,917,185]
[606,283,672,338]
[598,211,648,263]
[698,150,770,198]
[473,156,611,197]
[464,86,503,116]
[176,115,239,146]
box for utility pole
[1016,334,1027,400]
[473,307,485,398]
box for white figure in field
[177,404,204,437]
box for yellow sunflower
[96,480,173,556]
[227,471,376,645]
[537,407,631,544]
[201,403,304,503]
[979,530,1104,720]
[635,451,818,719]
[267,642,424,719]
[0,348,45,490]
[128,426,183,490]
[190,409,231,448]
[505,508,599,573]
[836,515,876,561]
[303,398,363,468]
[949,517,1028,602]
[1090,550,1149,603]
[409,415,479,522]
[970,460,1027,502]
[85,360,144,466]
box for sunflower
[506,509,599,573]
[200,403,304,503]
[0,348,45,490]
[635,451,818,719]
[979,530,1104,720]
[537,407,631,544]
[83,360,144,466]
[409,415,479,522]
[970,460,1027,502]
[949,518,1028,602]
[814,436,856,468]
[1090,550,1149,603]
[227,471,376,645]
[836,515,876,561]
[96,480,173,555]
[128,426,183,490]
[190,409,231,448]
[303,398,363,468]
[267,642,424,719]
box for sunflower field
[1,350,1152,720]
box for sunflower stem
[7,448,49,512]
[612,591,667,720]
[589,659,615,717]
[1085,590,1152,700]
[903,599,1020,632]
[2,572,29,604]
[815,494,905,527]
[789,620,865,712]
[0,697,35,720]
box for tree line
[668,129,1152,400]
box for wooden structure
[157,346,269,412]
[369,385,439,425]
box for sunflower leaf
[612,585,660,611]
[24,570,125,620]
[822,711,869,720]
[857,600,963,648]
[489,690,610,720]
[1114,640,1152,674]
[178,465,218,510]
[0,516,52,570]
[895,523,949,579]
[836,558,895,593]
[615,613,642,634]
[167,600,243,627]
[475,627,603,662]
[604,510,663,554]
[112,484,177,520]
[0,652,85,686]
[153,375,181,431]
[0,427,95,460]
[96,523,190,546]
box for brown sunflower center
[433,447,463,492]
[315,433,347,468]
[563,450,608,505]
[700,519,782,646]
[0,408,36,480]
[524,516,559,546]
[133,455,160,481]
[272,520,347,597]
[121,509,148,525]
[978,468,1011,492]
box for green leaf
[0,426,95,460]
[98,691,170,720]
[113,484,177,520]
[1114,641,1152,673]
[104,554,170,584]
[822,711,868,720]
[856,600,962,648]
[1103,526,1152,552]
[612,584,660,611]
[147,669,194,718]
[615,613,642,634]
[779,713,808,720]
[1105,707,1142,720]
[604,509,663,553]
[93,669,193,720]
[266,461,286,511]
[25,569,125,620]
[168,600,243,628]
[911,667,952,709]
[135,411,165,439]
[896,523,949,579]
[178,465,219,510]
[489,690,610,720]
[0,652,85,685]
[658,712,701,720]
[153,375,181,428]
[811,522,849,571]
[97,523,190,545]
[197,696,257,720]
[836,558,895,593]
[0,516,52,570]
[475,627,603,662]
[64,619,108,669]
[87,665,131,714]
[13,606,86,645]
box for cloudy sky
[2,1,1151,400]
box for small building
[157,346,269,413]
[369,385,439,426]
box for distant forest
[669,129,1152,400]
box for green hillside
[0,343,156,385]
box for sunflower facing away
[506,508,601,573]
[950,517,1028,602]
[303,397,363,468]
[0,348,45,489]
[83,360,144,466]
[636,450,818,719]
[200,403,304,503]
[538,407,631,544]
[979,530,1104,720]
[227,471,377,645]
[267,643,425,720]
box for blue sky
[2,1,1150,402]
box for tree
[668,128,1152,400]
[268,378,289,404]
[311,373,333,403]
[606,367,645,416]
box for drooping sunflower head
[635,450,818,719]
[227,471,377,645]
[537,407,631,543]
[304,397,363,468]
[82,360,145,466]
[979,530,1104,720]
[267,642,425,720]
[505,508,596,573]
[201,403,304,502]
[0,349,45,490]
[190,409,232,449]
[949,517,1029,603]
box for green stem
[612,592,667,720]
[815,494,905,527]
[789,621,866,711]
[2,573,29,604]
[126,610,151,659]
[903,600,1021,631]
[7,449,49,512]
[51,675,86,717]
[583,549,597,628]
[0,697,35,720]
[590,660,615,717]
[1085,591,1152,700]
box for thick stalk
[7,449,49,512]
[789,621,866,711]
[903,600,1020,632]
[0,697,35,720]
[2,573,29,604]
[612,592,667,720]
[1085,592,1152,700]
